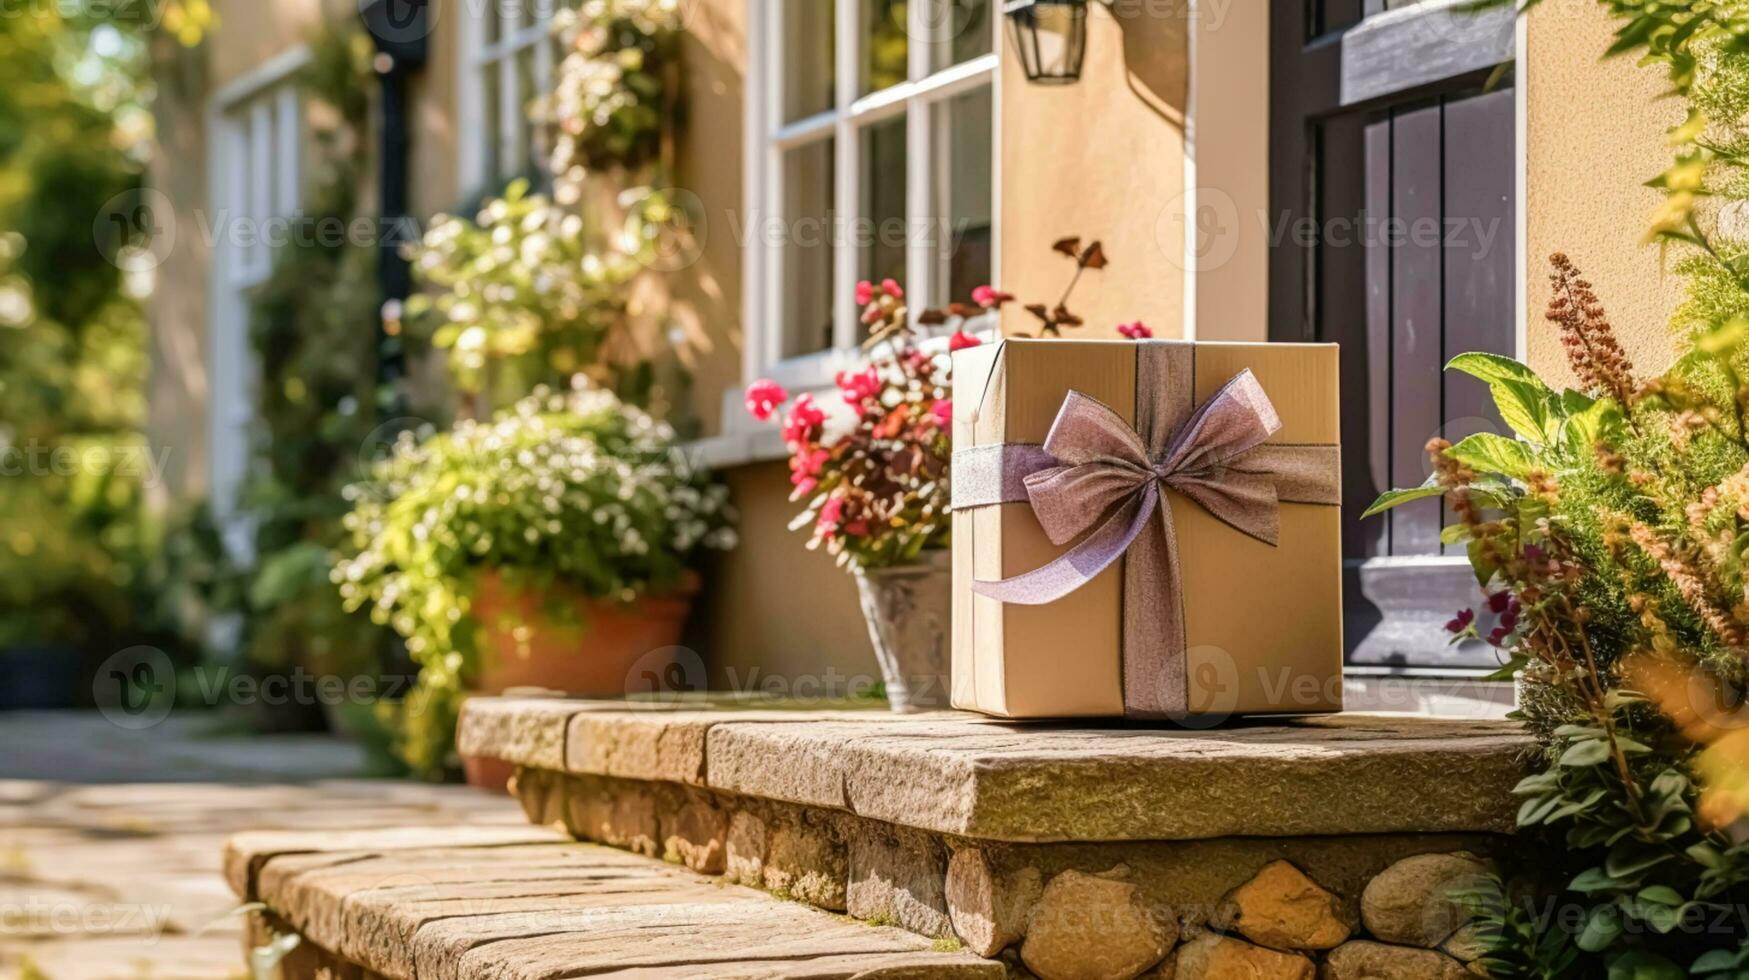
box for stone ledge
[227,826,1004,979]
[458,697,1534,841]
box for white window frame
[456,0,563,197]
[205,46,310,561]
[742,1,1003,394]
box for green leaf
[1446,433,1535,479]
[1518,794,1562,826]
[1686,842,1724,869]
[1447,353,1563,442]
[1440,523,1472,545]
[1468,536,1500,589]
[1493,378,1558,442]
[1578,904,1623,952]
[1607,841,1674,878]
[1692,950,1740,972]
[1637,885,1685,907]
[1559,739,1612,768]
[1606,949,1685,980]
[1570,866,1619,894]
[1362,479,1446,519]
[1562,397,1623,456]
[1447,351,1545,388]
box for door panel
[1271,0,1516,668]
[1387,102,1446,557]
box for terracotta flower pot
[852,549,952,712]
[459,570,696,791]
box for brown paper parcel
[949,339,1344,719]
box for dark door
[1270,0,1517,670]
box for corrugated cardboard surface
[951,339,1343,719]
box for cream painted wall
[1523,1,1685,382]
[696,462,879,691]
[666,0,880,687]
[998,3,1189,339]
[1188,0,1269,343]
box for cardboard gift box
[949,339,1343,720]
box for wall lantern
[1003,0,1090,84]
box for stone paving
[0,712,521,980]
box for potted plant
[334,382,737,783]
[742,252,1137,712]
[742,280,979,711]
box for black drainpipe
[360,0,429,400]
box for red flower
[971,285,1013,308]
[1486,591,1511,614]
[931,399,953,427]
[836,367,882,407]
[855,280,875,306]
[1445,608,1475,634]
[1117,322,1153,340]
[881,278,903,299]
[744,378,789,421]
[781,394,826,446]
[948,330,982,352]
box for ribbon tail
[972,485,1159,606]
[1123,498,1188,718]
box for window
[457,0,567,197]
[746,0,999,388]
[206,50,307,555]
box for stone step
[458,697,1533,841]
[456,697,1534,975]
[224,825,1003,979]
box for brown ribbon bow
[953,366,1339,717]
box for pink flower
[881,278,903,299]
[931,399,953,427]
[948,330,982,352]
[781,394,826,446]
[1117,322,1153,340]
[971,285,1013,308]
[817,496,851,538]
[836,367,882,407]
[855,280,875,306]
[789,447,829,497]
[744,378,789,421]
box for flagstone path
[0,712,520,980]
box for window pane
[482,64,503,187]
[862,0,908,95]
[782,0,835,122]
[483,0,501,45]
[923,0,993,73]
[858,117,907,338]
[515,47,537,175]
[932,85,993,305]
[781,139,837,357]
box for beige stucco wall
[1189,0,1270,344]
[1523,2,1684,382]
[697,463,878,692]
[998,3,1189,339]
[672,0,880,686]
